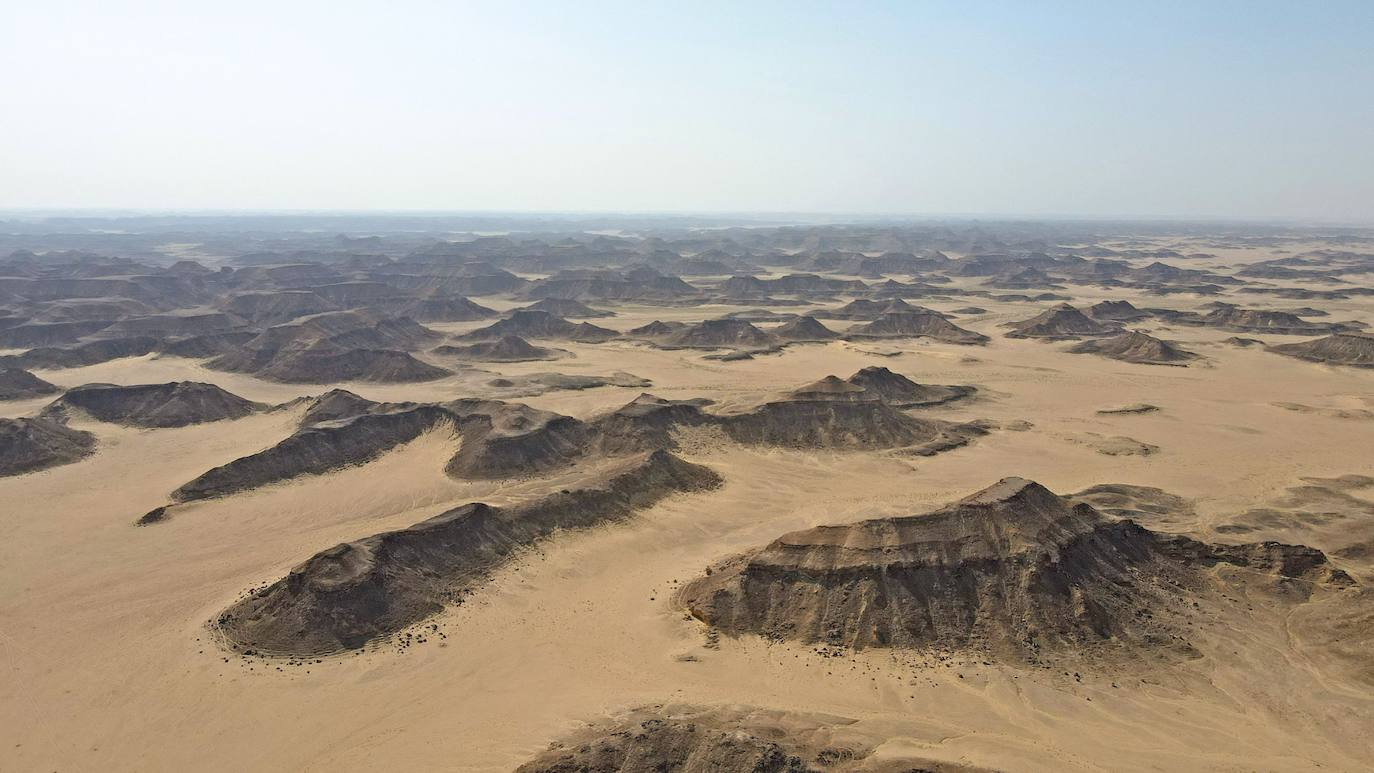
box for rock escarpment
[1268,333,1374,368]
[681,478,1351,661]
[216,450,721,655]
[44,381,263,428]
[1004,304,1119,340]
[0,417,97,477]
[0,368,60,401]
[1067,331,1199,366]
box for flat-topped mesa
[1195,307,1352,335]
[207,310,450,383]
[216,450,722,656]
[771,314,840,341]
[813,297,940,320]
[457,310,619,343]
[845,310,990,345]
[790,366,975,407]
[624,320,686,340]
[43,381,264,428]
[234,339,451,383]
[516,297,615,318]
[297,388,382,426]
[717,397,983,454]
[586,393,714,456]
[220,290,339,325]
[94,310,248,340]
[1268,332,1374,368]
[0,337,160,370]
[387,292,496,323]
[440,399,592,479]
[162,370,989,509]
[680,477,1351,660]
[157,331,258,359]
[1067,331,1199,366]
[1086,299,1150,321]
[0,367,60,401]
[654,318,781,350]
[845,365,974,406]
[432,335,564,362]
[1004,303,1120,340]
[0,416,97,477]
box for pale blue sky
[2,1,1371,220]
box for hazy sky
[3,1,1371,220]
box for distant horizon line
[0,207,1371,228]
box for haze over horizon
[4,1,1372,221]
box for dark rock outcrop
[1086,300,1150,321]
[846,311,989,345]
[1004,304,1119,340]
[1268,333,1374,368]
[457,310,619,343]
[0,417,97,477]
[1066,331,1199,366]
[517,704,998,773]
[772,315,840,342]
[215,450,721,655]
[681,478,1351,661]
[517,298,615,318]
[43,382,263,428]
[789,366,974,407]
[432,335,565,362]
[173,405,454,502]
[654,319,780,350]
[207,311,449,383]
[0,368,60,401]
[1195,307,1352,335]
